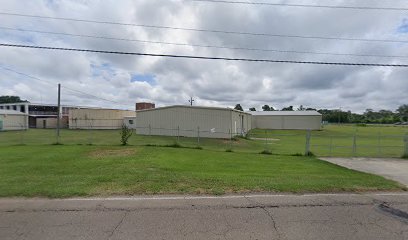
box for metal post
[56,83,61,144]
[352,133,357,156]
[305,130,311,155]
[229,128,232,150]
[265,130,268,151]
[404,134,408,157]
[377,131,381,157]
[177,126,180,142]
[329,136,333,157]
[197,126,200,145]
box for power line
[0,64,124,104]
[1,43,408,67]
[0,12,407,44]
[1,26,407,59]
[188,0,408,11]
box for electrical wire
[188,0,408,11]
[0,64,125,105]
[0,12,407,44]
[1,26,407,59]
[1,43,408,67]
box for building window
[129,120,134,125]
[13,105,17,110]
[20,105,25,113]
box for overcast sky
[0,0,407,112]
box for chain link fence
[1,121,408,158]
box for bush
[120,124,133,146]
[225,148,233,152]
[355,123,367,127]
[165,142,183,148]
[260,150,272,155]
[305,151,315,157]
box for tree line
[234,104,408,124]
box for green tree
[0,96,27,103]
[249,107,256,111]
[234,104,243,111]
[262,105,271,111]
[281,106,294,111]
[397,104,408,121]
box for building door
[43,120,46,129]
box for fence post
[177,126,180,143]
[305,130,311,156]
[352,133,357,157]
[404,134,408,157]
[377,131,381,157]
[19,123,25,145]
[229,128,232,150]
[265,130,268,151]
[197,126,200,145]
[329,136,333,157]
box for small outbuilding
[136,105,252,138]
[0,109,29,131]
[251,111,322,130]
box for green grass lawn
[250,124,408,157]
[0,124,407,157]
[0,145,404,198]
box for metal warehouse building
[69,108,136,129]
[251,111,322,130]
[136,105,252,138]
[0,109,28,131]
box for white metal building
[69,108,136,129]
[0,109,29,131]
[123,116,137,129]
[136,105,252,138]
[251,111,322,130]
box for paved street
[320,157,408,187]
[1,193,408,240]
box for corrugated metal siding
[69,109,136,129]
[136,106,252,138]
[253,115,322,130]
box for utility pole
[56,83,61,143]
[188,97,195,106]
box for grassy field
[0,124,406,157]
[0,144,404,198]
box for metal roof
[136,105,250,114]
[0,109,28,115]
[249,111,321,116]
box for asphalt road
[320,157,408,187]
[1,193,408,240]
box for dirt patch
[88,148,137,158]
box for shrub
[260,150,272,155]
[305,151,315,157]
[120,124,133,146]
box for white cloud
[0,0,407,113]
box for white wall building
[0,109,29,131]
[136,105,252,138]
[69,108,136,129]
[251,111,322,130]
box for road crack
[107,211,128,239]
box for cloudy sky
[0,0,407,112]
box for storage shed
[0,109,29,131]
[251,111,322,130]
[136,105,252,138]
[69,108,136,129]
